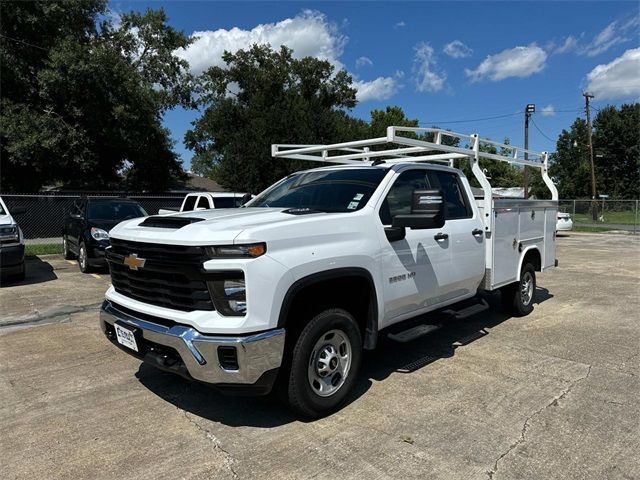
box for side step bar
[386,299,489,343]
[387,324,442,343]
[442,299,489,320]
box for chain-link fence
[558,199,639,233]
[2,194,638,246]
[2,193,184,241]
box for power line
[419,107,582,126]
[0,33,48,51]
[530,117,556,142]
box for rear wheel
[78,241,92,273]
[285,308,362,418]
[63,236,75,260]
[501,263,536,316]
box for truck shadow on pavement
[0,257,57,288]
[136,288,552,426]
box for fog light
[207,277,246,316]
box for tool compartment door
[492,207,520,287]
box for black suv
[62,198,147,273]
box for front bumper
[0,244,25,274]
[100,300,285,392]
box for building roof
[180,174,228,193]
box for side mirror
[240,193,252,206]
[392,189,445,230]
[10,206,26,215]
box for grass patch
[573,226,624,233]
[573,210,637,225]
[25,243,63,256]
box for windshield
[249,168,388,212]
[0,203,5,215]
[88,201,147,221]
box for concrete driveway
[1,233,638,480]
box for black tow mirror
[239,193,252,206]
[10,206,26,215]
[392,189,445,230]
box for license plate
[114,323,139,352]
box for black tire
[285,308,362,418]
[63,236,75,260]
[78,241,92,273]
[501,262,536,316]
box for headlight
[207,277,247,316]
[90,227,109,241]
[207,243,266,259]
[0,225,19,243]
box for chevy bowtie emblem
[123,253,146,271]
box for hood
[91,219,126,232]
[109,207,341,245]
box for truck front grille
[106,238,215,312]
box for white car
[0,197,26,281]
[556,212,573,232]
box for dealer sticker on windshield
[347,201,359,210]
[114,323,139,352]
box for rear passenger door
[426,170,485,297]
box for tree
[592,104,640,199]
[0,1,192,192]
[185,44,359,193]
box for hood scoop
[139,216,205,229]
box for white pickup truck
[100,127,558,417]
[158,192,248,215]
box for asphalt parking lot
[1,233,638,480]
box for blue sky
[112,1,640,169]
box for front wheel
[285,308,362,418]
[501,263,536,316]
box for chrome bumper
[100,300,285,385]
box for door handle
[434,232,449,241]
[472,228,483,236]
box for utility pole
[583,92,598,220]
[523,104,535,198]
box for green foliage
[550,104,639,199]
[592,104,639,199]
[185,45,359,194]
[0,1,192,192]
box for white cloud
[354,76,400,102]
[175,10,347,74]
[413,43,446,92]
[175,10,401,102]
[465,44,547,82]
[443,40,472,59]
[541,105,556,117]
[355,56,373,68]
[553,36,578,54]
[394,21,406,28]
[585,48,640,99]
[573,15,639,57]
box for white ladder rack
[272,126,558,210]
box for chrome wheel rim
[521,271,534,305]
[307,329,352,397]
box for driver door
[377,168,454,325]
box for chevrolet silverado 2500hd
[100,127,558,417]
